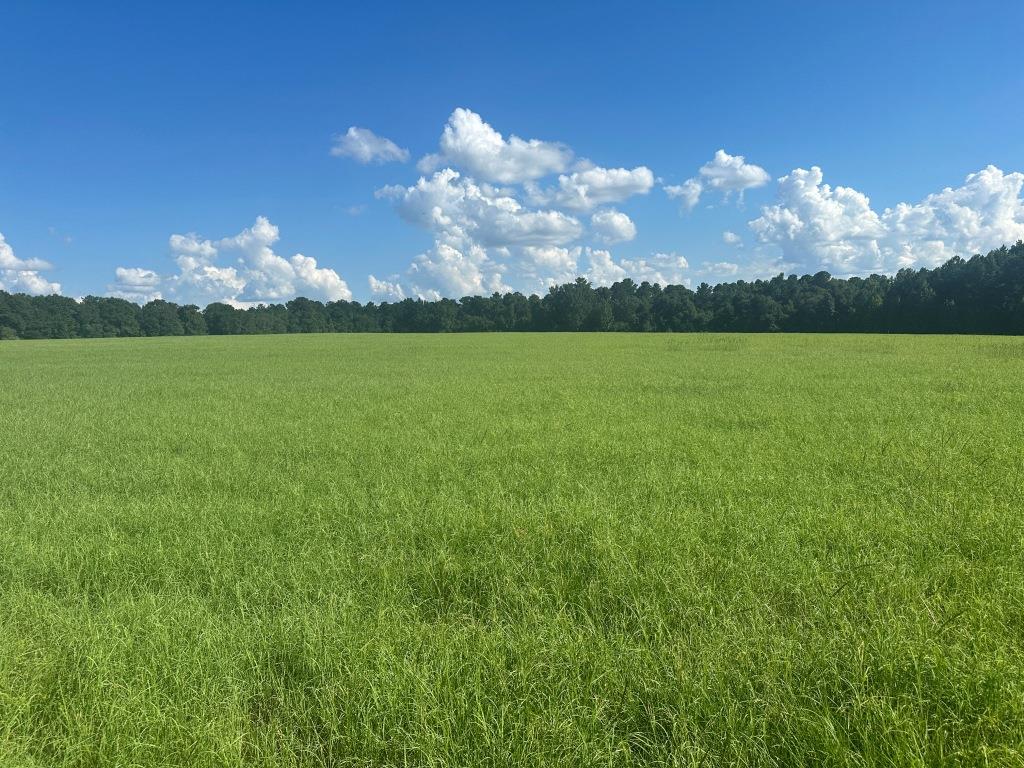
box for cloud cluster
[749,165,1024,275]
[0,232,61,295]
[21,105,1023,305]
[591,210,637,244]
[418,108,572,183]
[697,261,740,278]
[378,168,582,248]
[108,267,163,304]
[331,127,409,164]
[618,252,690,286]
[372,168,581,298]
[666,150,770,211]
[280,114,1024,293]
[372,109,675,299]
[110,217,351,306]
[526,163,654,211]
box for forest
[2,241,1023,339]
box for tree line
[2,241,1023,339]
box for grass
[1,332,1023,767]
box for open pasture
[1,333,1023,766]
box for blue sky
[2,0,1023,304]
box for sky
[2,0,1023,305]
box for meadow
[1,333,1022,767]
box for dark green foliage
[285,297,330,333]
[140,300,185,337]
[77,296,142,337]
[2,241,1024,339]
[202,302,242,335]
[178,304,207,336]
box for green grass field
[2,334,1023,767]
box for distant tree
[140,300,185,336]
[96,297,142,337]
[652,284,702,331]
[286,297,329,333]
[203,302,241,335]
[3,240,1024,339]
[178,304,207,335]
[544,278,597,331]
[242,304,288,334]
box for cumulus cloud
[526,164,655,211]
[379,169,582,248]
[697,261,741,278]
[667,150,770,212]
[108,267,163,304]
[582,248,627,286]
[665,178,703,212]
[418,108,572,184]
[371,242,509,301]
[699,150,771,194]
[2,270,62,295]
[374,103,662,298]
[591,209,637,243]
[579,249,689,288]
[408,242,510,299]
[0,231,61,295]
[371,108,691,297]
[110,217,352,306]
[514,245,581,289]
[722,230,742,245]
[216,217,351,303]
[331,127,410,164]
[367,275,406,302]
[374,168,589,297]
[749,164,1024,274]
[618,252,689,286]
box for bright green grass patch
[1,333,1023,767]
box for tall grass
[1,333,1022,766]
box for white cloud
[527,164,655,211]
[331,127,410,164]
[580,249,689,287]
[699,149,770,194]
[367,275,406,302]
[0,233,50,271]
[582,248,627,286]
[515,245,581,289]
[2,270,62,296]
[698,261,740,278]
[290,253,352,301]
[375,168,594,298]
[880,165,1024,268]
[165,232,247,306]
[749,164,1024,274]
[618,252,689,285]
[665,178,703,212]
[371,107,676,297]
[666,150,769,212]
[418,108,572,184]
[110,217,352,306]
[408,242,509,299]
[591,209,637,243]
[749,166,883,274]
[722,230,742,245]
[0,231,61,295]
[379,169,582,249]
[108,267,163,303]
